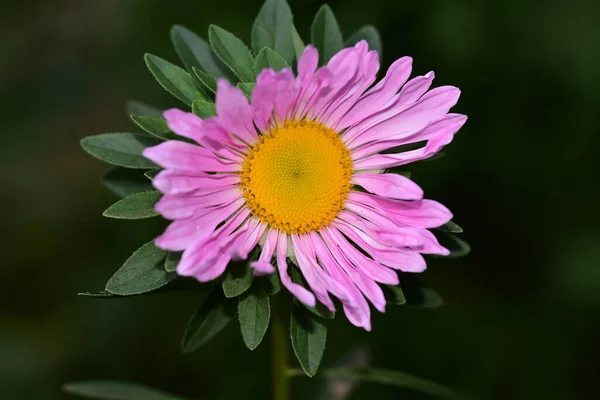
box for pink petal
[351,173,424,200]
[163,108,204,143]
[275,232,316,307]
[346,85,461,150]
[250,228,277,275]
[215,79,258,144]
[143,141,241,172]
[153,170,240,195]
[336,56,413,130]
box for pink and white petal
[216,79,258,144]
[153,170,240,195]
[342,71,435,144]
[351,113,467,160]
[143,141,241,173]
[232,218,267,261]
[348,192,453,229]
[321,50,380,127]
[155,188,242,220]
[346,85,461,150]
[252,69,277,132]
[337,57,413,130]
[276,231,316,307]
[351,173,424,200]
[323,227,399,285]
[163,108,204,143]
[308,232,372,330]
[250,228,277,275]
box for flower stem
[272,299,291,400]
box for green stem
[272,300,291,400]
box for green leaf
[434,232,471,258]
[164,252,181,272]
[181,289,236,353]
[129,116,175,141]
[291,368,476,400]
[208,25,255,83]
[436,221,464,234]
[238,282,271,350]
[191,100,216,118]
[105,240,175,295]
[238,83,255,98]
[311,5,344,65]
[346,25,382,62]
[254,47,288,73]
[144,169,160,180]
[170,24,234,80]
[290,304,327,377]
[291,25,305,60]
[126,100,162,118]
[101,167,154,198]
[383,284,407,305]
[62,381,185,400]
[192,66,217,93]
[78,291,119,298]
[251,0,295,64]
[262,271,282,296]
[81,133,160,169]
[144,53,209,106]
[103,191,161,220]
[222,261,255,298]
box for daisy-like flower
[143,41,466,331]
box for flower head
[143,41,466,330]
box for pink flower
[143,41,466,331]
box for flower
[143,41,466,331]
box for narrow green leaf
[238,282,271,350]
[62,381,185,400]
[170,24,234,80]
[181,290,236,353]
[222,261,255,298]
[144,53,209,106]
[434,232,471,258]
[164,252,181,272]
[254,47,288,73]
[208,25,255,83]
[262,271,282,296]
[129,115,176,141]
[126,100,162,118]
[238,83,255,98]
[436,221,464,234]
[81,133,160,169]
[290,368,476,400]
[78,291,118,298]
[346,25,382,62]
[191,100,217,118]
[105,240,175,295]
[103,191,161,220]
[192,66,217,93]
[291,25,305,60]
[144,170,160,180]
[383,284,407,305]
[290,304,327,377]
[101,167,154,198]
[311,5,344,65]
[251,0,295,64]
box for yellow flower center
[240,120,353,234]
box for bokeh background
[2,0,600,399]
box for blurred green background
[2,0,600,399]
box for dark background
[2,0,600,399]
